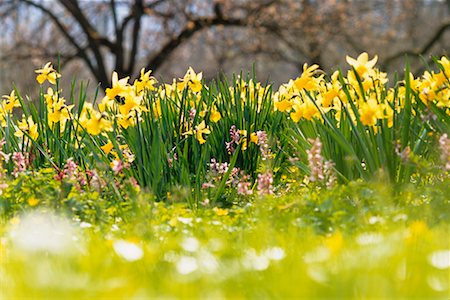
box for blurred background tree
[0,0,449,96]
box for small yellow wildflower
[213,207,229,216]
[28,197,39,207]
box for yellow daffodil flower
[438,56,450,77]
[346,52,378,78]
[250,132,258,144]
[359,98,383,126]
[274,98,294,112]
[44,87,59,108]
[209,109,221,123]
[106,72,130,100]
[117,113,136,129]
[1,90,20,113]
[80,109,113,136]
[184,120,211,144]
[134,68,157,94]
[101,141,114,154]
[182,67,203,92]
[294,64,320,91]
[35,62,61,85]
[15,116,39,140]
[48,99,73,125]
[119,96,141,116]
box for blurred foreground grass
[1,175,449,299]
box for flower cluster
[439,134,450,171]
[257,171,273,195]
[225,125,258,154]
[305,138,336,188]
[274,53,450,130]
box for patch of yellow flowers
[274,53,450,128]
[1,54,449,148]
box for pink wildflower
[63,158,78,179]
[237,174,253,195]
[12,152,27,177]
[307,138,324,182]
[257,171,273,195]
[111,160,124,175]
[256,130,270,160]
[439,134,450,171]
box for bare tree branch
[58,0,110,87]
[126,0,144,75]
[382,19,450,69]
[144,12,246,72]
[19,0,99,82]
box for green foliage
[1,172,449,299]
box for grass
[1,174,449,299]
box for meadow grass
[1,173,449,299]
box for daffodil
[182,67,203,92]
[302,100,321,121]
[274,98,294,112]
[152,100,162,118]
[101,141,114,154]
[294,64,320,91]
[290,102,303,123]
[209,109,221,123]
[359,98,383,126]
[321,88,339,108]
[80,108,112,136]
[290,99,321,122]
[1,90,20,113]
[117,113,136,129]
[134,68,157,94]
[0,111,6,127]
[15,116,39,140]
[98,99,111,113]
[106,72,130,100]
[346,52,378,78]
[48,99,74,126]
[44,87,59,108]
[35,62,61,85]
[184,120,211,144]
[250,132,258,144]
[119,95,141,116]
[437,56,450,78]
